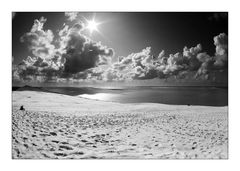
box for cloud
[14,17,114,83]
[60,22,114,75]
[157,50,165,60]
[195,53,214,78]
[182,44,202,70]
[208,13,228,22]
[16,17,65,82]
[98,47,161,81]
[13,16,227,84]
[13,55,63,82]
[20,17,56,59]
[195,33,228,78]
[214,33,228,67]
[65,12,79,21]
[103,45,201,81]
[100,33,227,82]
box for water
[78,86,228,106]
[14,86,228,106]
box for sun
[86,19,99,33]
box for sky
[12,12,228,87]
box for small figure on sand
[20,105,25,111]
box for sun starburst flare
[86,19,100,34]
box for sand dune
[12,91,228,159]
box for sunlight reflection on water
[77,87,227,106]
[79,93,116,101]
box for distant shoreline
[12,85,228,90]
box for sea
[14,86,228,106]
[78,86,228,106]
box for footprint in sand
[86,142,94,145]
[52,140,59,143]
[49,132,57,136]
[81,140,88,143]
[59,145,73,150]
[39,133,49,137]
[71,151,84,155]
[32,143,37,146]
[54,152,67,157]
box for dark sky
[12,12,228,86]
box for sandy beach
[12,91,228,159]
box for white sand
[12,91,228,159]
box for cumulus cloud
[157,50,165,60]
[13,16,228,83]
[98,47,162,81]
[101,44,202,81]
[213,33,228,67]
[59,22,114,75]
[12,55,63,82]
[65,12,79,21]
[195,53,214,78]
[14,16,114,83]
[20,17,56,59]
[15,17,65,82]
[182,44,202,70]
[195,33,228,78]
[99,33,228,82]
